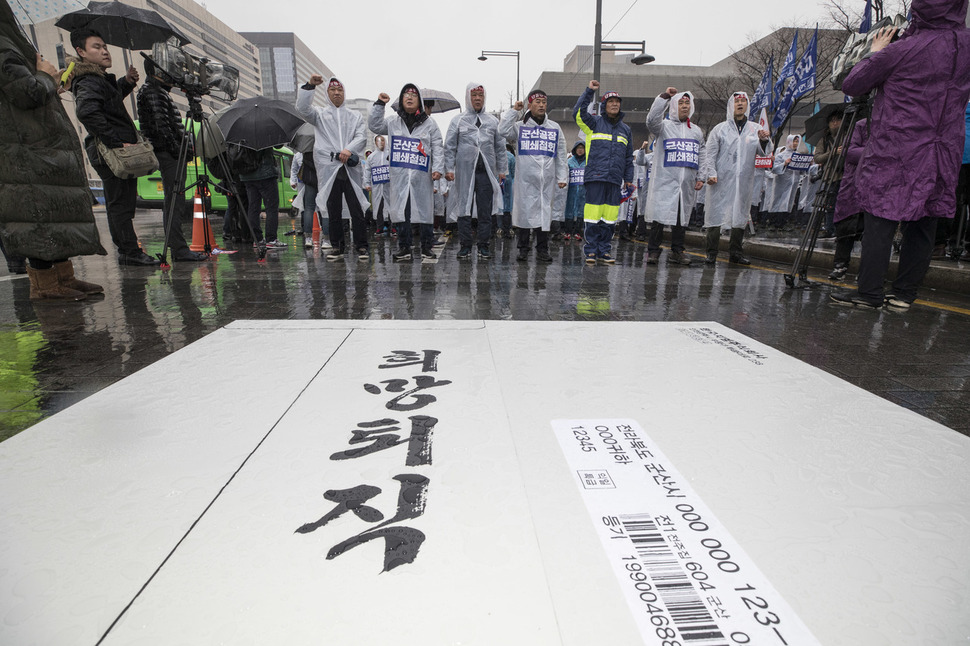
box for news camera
[146,40,239,102]
[830,14,909,91]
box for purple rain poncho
[841,0,970,222]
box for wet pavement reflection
[2,209,969,441]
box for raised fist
[513,101,524,111]
[378,92,390,103]
[309,74,324,86]
[588,80,600,90]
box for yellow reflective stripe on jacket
[583,202,620,223]
[588,133,628,146]
[575,107,593,137]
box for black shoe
[829,263,848,280]
[326,249,345,261]
[667,251,692,266]
[421,249,437,260]
[830,291,882,309]
[729,253,750,265]
[392,248,413,261]
[356,248,369,260]
[536,251,553,263]
[516,251,529,262]
[704,252,717,265]
[457,247,472,259]
[118,251,160,266]
[173,249,206,262]
[478,247,491,259]
[646,251,660,265]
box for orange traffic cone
[189,190,220,253]
[311,210,321,245]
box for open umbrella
[288,122,315,154]
[803,103,850,147]
[10,0,89,25]
[390,88,460,114]
[55,0,189,50]
[216,96,306,151]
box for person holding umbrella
[369,84,444,261]
[297,75,369,261]
[69,27,158,265]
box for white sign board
[1,321,967,645]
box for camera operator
[831,0,970,310]
[69,28,158,266]
[136,60,204,261]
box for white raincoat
[634,147,652,216]
[368,85,444,225]
[645,92,706,225]
[702,92,769,229]
[364,138,390,212]
[552,182,567,222]
[444,82,508,222]
[498,107,567,231]
[764,135,803,213]
[295,77,368,220]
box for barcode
[621,513,727,645]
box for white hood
[725,91,750,121]
[669,91,696,122]
[464,81,486,114]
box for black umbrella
[216,96,306,151]
[803,103,849,147]
[55,1,189,50]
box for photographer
[832,0,970,310]
[0,3,105,300]
[136,60,204,261]
[70,28,158,266]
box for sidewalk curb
[686,231,970,295]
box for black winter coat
[0,3,105,260]
[70,58,138,173]
[136,79,184,156]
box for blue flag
[860,0,873,33]
[749,55,773,119]
[773,30,798,107]
[790,27,818,99]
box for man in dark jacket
[0,3,105,300]
[136,60,204,261]
[70,28,158,266]
[574,80,635,264]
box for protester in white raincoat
[364,135,390,233]
[702,91,771,265]
[296,75,369,260]
[764,134,803,229]
[498,89,568,262]
[444,82,508,259]
[633,142,652,237]
[369,83,443,260]
[645,87,706,265]
[798,163,822,213]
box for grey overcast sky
[200,0,855,111]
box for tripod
[154,87,264,266]
[784,96,869,288]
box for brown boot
[54,260,103,295]
[26,265,86,301]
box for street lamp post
[477,50,521,102]
[592,0,655,103]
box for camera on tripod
[830,14,909,90]
[148,40,240,102]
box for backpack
[227,144,261,175]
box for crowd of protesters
[2,0,969,312]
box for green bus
[134,121,299,214]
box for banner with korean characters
[553,418,821,646]
[788,153,814,172]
